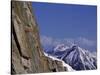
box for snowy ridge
[44,52,75,71]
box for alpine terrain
[45,44,97,70]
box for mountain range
[44,44,97,70]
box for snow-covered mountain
[45,44,97,70]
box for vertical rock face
[11,1,67,74]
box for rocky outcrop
[11,1,68,74]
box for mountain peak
[54,44,69,51]
[46,44,97,70]
[71,45,78,50]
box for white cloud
[40,35,60,47]
[40,35,96,51]
[77,37,96,46]
[40,35,53,46]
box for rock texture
[11,1,67,74]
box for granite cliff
[11,1,70,74]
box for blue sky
[32,2,97,52]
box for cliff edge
[11,1,68,74]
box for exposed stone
[11,1,67,74]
